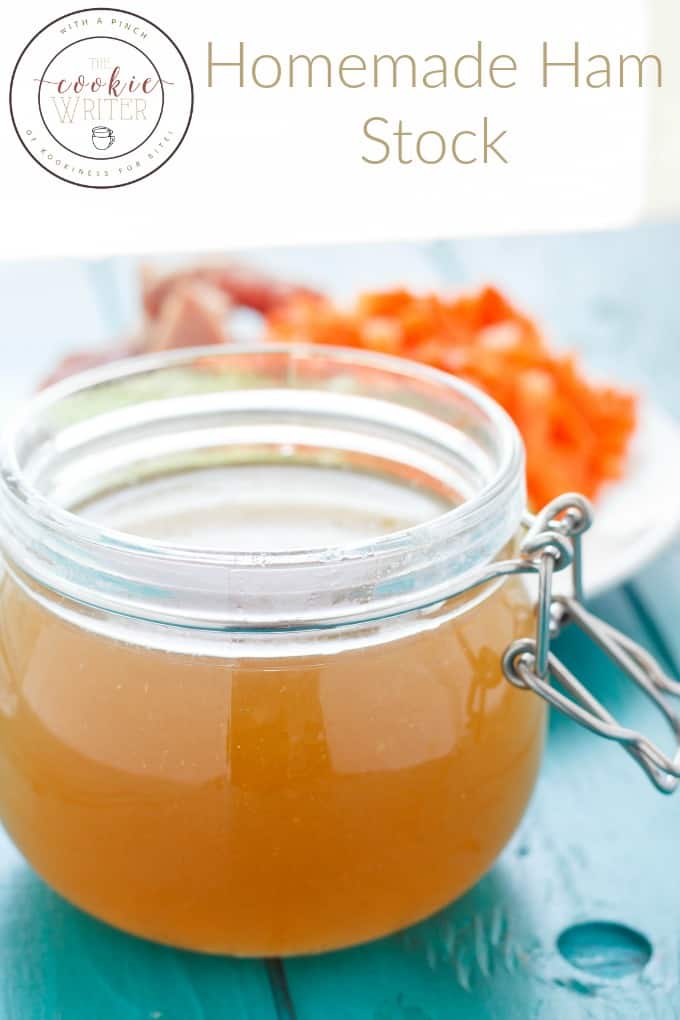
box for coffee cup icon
[92,125,115,151]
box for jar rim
[0,344,526,628]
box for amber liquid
[0,467,543,955]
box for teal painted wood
[1,229,680,1018]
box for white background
[0,0,678,259]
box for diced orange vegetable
[266,286,637,508]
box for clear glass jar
[0,345,543,956]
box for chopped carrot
[266,286,637,509]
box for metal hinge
[502,494,680,793]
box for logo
[10,8,193,188]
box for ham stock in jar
[0,345,559,955]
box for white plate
[575,403,680,597]
[0,393,677,598]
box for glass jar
[0,345,638,956]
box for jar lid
[0,344,525,629]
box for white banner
[0,0,677,258]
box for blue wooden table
[1,225,680,1019]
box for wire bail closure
[502,494,680,794]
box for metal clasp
[502,494,680,794]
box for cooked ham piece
[142,263,321,319]
[40,260,320,388]
[146,279,231,351]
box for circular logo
[10,8,193,188]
